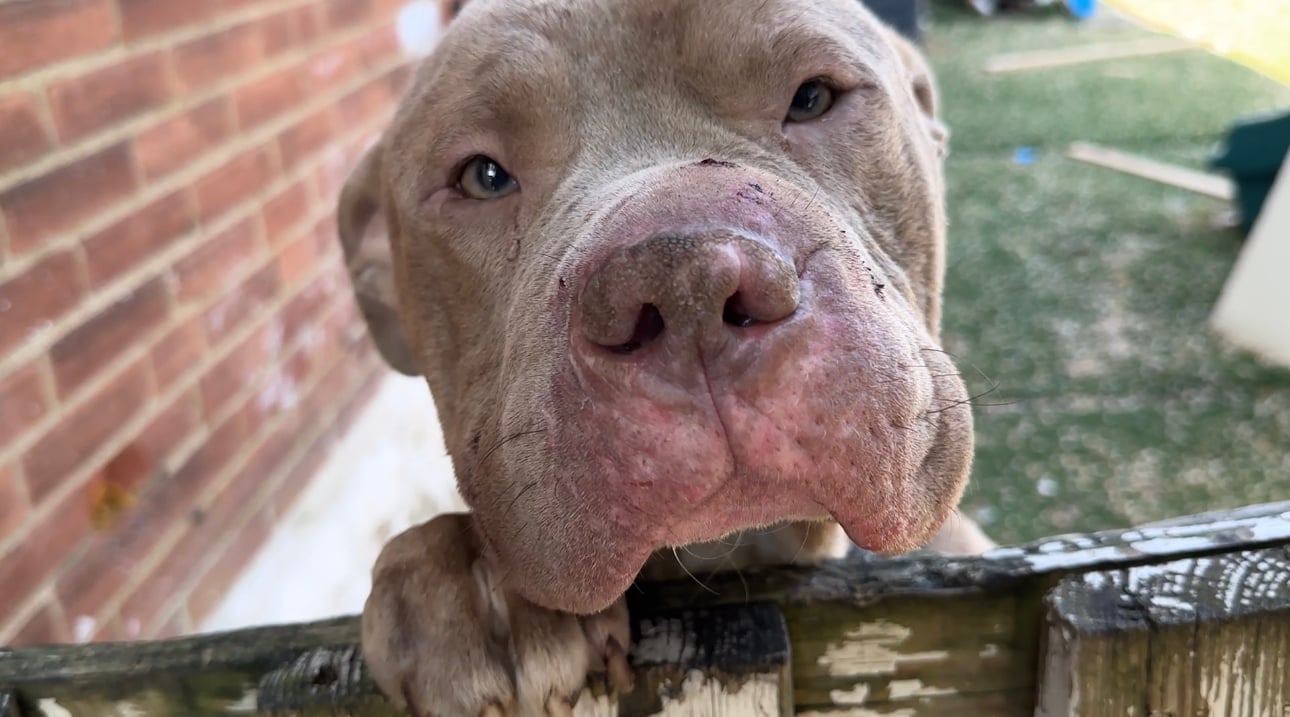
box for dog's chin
[474,429,967,616]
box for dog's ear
[337,144,421,376]
[885,31,949,158]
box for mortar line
[0,106,393,381]
[0,231,354,556]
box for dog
[337,1,994,714]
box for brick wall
[0,0,418,646]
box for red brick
[262,180,312,245]
[94,388,201,497]
[390,62,414,95]
[281,276,338,349]
[86,615,132,642]
[187,507,272,622]
[173,21,266,91]
[0,465,28,541]
[134,97,234,181]
[151,318,207,390]
[194,147,277,222]
[47,51,173,143]
[261,6,315,56]
[131,390,202,477]
[174,397,258,491]
[201,306,279,417]
[117,0,218,41]
[0,249,87,356]
[276,229,325,288]
[311,212,341,255]
[0,484,96,621]
[202,258,281,340]
[356,22,399,69]
[270,357,378,515]
[0,144,138,256]
[171,215,262,302]
[270,426,328,517]
[114,533,198,636]
[118,447,271,632]
[0,92,54,173]
[0,0,119,80]
[371,0,413,15]
[23,358,153,503]
[315,150,357,208]
[0,362,52,454]
[278,106,336,171]
[278,346,316,398]
[49,279,170,398]
[6,602,69,647]
[321,0,373,31]
[55,398,251,623]
[336,73,398,128]
[303,42,362,88]
[118,479,256,629]
[83,189,197,288]
[233,64,305,130]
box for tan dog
[338,1,994,714]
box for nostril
[609,304,665,354]
[722,293,758,328]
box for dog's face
[340,0,971,614]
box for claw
[544,694,575,717]
[605,637,635,694]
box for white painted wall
[200,373,465,632]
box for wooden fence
[3,501,1290,716]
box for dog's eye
[458,156,518,199]
[786,80,835,123]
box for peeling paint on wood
[1036,545,1290,717]
[4,504,1290,716]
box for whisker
[672,547,720,596]
[924,381,1004,415]
[790,522,814,564]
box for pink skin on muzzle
[477,162,962,614]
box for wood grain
[1037,546,1290,717]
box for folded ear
[885,30,950,158]
[337,144,420,376]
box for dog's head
[339,0,970,614]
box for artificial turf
[924,5,1290,543]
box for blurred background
[0,0,1287,648]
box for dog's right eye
[786,79,836,123]
[458,155,519,199]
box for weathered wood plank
[635,501,1290,715]
[0,605,791,717]
[1035,545,1290,717]
[3,502,1290,717]
[612,602,791,717]
[0,690,19,717]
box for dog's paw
[361,513,633,716]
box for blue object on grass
[1013,147,1036,165]
[1064,0,1097,20]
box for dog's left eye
[786,80,835,123]
[458,155,519,199]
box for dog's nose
[577,229,799,355]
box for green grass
[927,6,1290,543]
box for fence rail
[4,501,1290,716]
